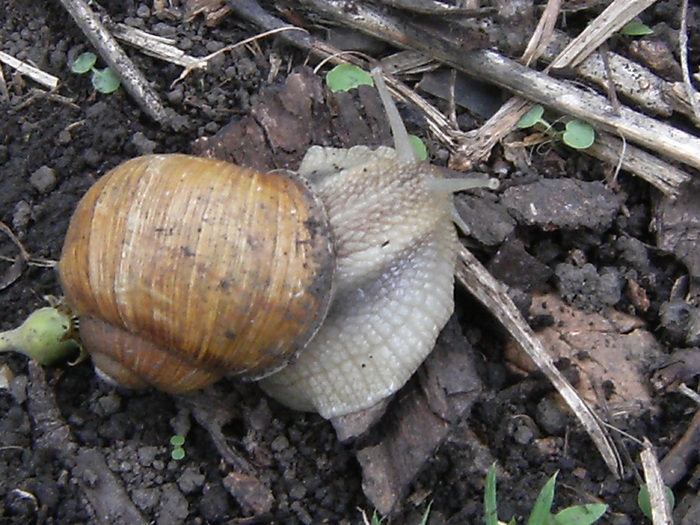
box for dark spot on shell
[247,234,260,249]
[381,240,390,248]
[181,245,195,257]
[224,330,237,340]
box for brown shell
[59,154,334,391]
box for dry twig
[0,50,59,90]
[548,0,658,69]
[455,245,623,476]
[641,438,673,525]
[659,408,700,486]
[26,361,147,524]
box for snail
[58,68,496,418]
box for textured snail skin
[258,145,458,418]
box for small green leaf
[171,447,186,461]
[517,105,545,129]
[554,504,607,524]
[620,22,653,36]
[91,68,121,94]
[418,501,433,525]
[562,120,595,150]
[370,510,384,525]
[170,435,186,447]
[409,135,428,161]
[637,484,675,520]
[527,472,557,525]
[71,52,97,74]
[485,463,499,525]
[326,64,374,93]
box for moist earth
[1,1,699,524]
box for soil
[1,1,700,524]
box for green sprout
[0,305,81,365]
[562,120,595,150]
[485,463,607,525]
[517,104,596,150]
[326,63,374,92]
[637,484,675,521]
[620,22,653,36]
[71,52,121,94]
[170,435,186,461]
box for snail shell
[59,154,334,392]
[59,68,494,417]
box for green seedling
[326,63,374,92]
[0,305,81,365]
[485,463,500,525]
[485,463,607,525]
[71,52,121,94]
[170,435,186,460]
[517,104,596,150]
[562,120,595,150]
[325,64,428,160]
[637,484,675,521]
[620,22,653,36]
[409,134,428,161]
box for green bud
[0,306,81,365]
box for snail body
[59,69,494,418]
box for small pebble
[29,166,57,194]
[138,446,160,467]
[271,435,289,452]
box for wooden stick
[461,49,700,171]
[548,0,658,69]
[640,439,673,525]
[456,245,623,476]
[57,0,169,125]
[110,24,202,69]
[543,31,674,118]
[0,50,59,90]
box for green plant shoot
[325,63,374,92]
[485,462,499,525]
[71,51,121,94]
[637,484,675,520]
[71,52,97,73]
[620,22,653,36]
[562,120,595,150]
[91,67,121,94]
[517,104,595,150]
[170,435,186,461]
[0,306,81,365]
[527,472,558,525]
[409,135,428,161]
[517,105,546,129]
[486,465,607,525]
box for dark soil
[1,1,700,524]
